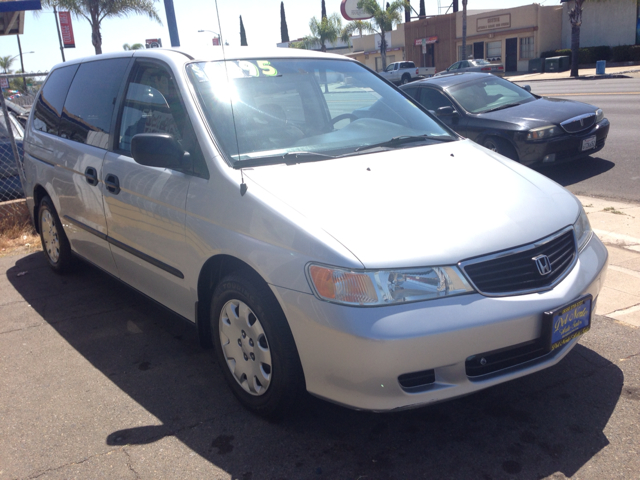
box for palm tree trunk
[462,0,467,61]
[570,24,580,77]
[90,9,102,54]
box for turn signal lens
[308,265,377,305]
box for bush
[631,46,640,62]
[612,45,631,62]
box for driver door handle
[84,167,98,186]
[105,173,121,195]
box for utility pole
[16,35,26,92]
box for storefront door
[505,38,518,72]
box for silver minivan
[21,47,608,418]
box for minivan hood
[480,96,598,127]
[244,140,579,269]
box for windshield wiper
[483,102,522,113]
[355,134,453,153]
[233,151,338,169]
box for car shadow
[533,156,614,187]
[7,253,623,479]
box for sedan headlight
[595,108,604,123]
[574,206,593,252]
[526,125,562,141]
[307,264,474,306]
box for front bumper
[272,235,608,411]
[517,119,610,167]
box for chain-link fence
[0,72,47,233]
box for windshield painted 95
[187,58,455,167]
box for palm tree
[356,0,407,71]
[44,0,161,55]
[123,42,144,50]
[0,55,16,74]
[341,20,368,50]
[306,13,342,52]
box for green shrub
[612,45,631,62]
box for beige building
[455,4,562,72]
[561,0,639,49]
[344,24,406,72]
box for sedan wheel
[483,137,518,161]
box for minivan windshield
[187,58,455,166]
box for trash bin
[596,60,606,75]
[528,58,545,73]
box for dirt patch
[0,200,41,257]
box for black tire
[38,196,74,273]
[401,74,411,85]
[483,136,518,161]
[210,271,304,419]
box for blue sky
[0,0,558,74]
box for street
[514,76,640,204]
[1,248,639,479]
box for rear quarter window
[33,65,79,135]
[58,58,130,148]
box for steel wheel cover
[219,299,272,396]
[41,210,60,264]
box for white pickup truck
[379,61,435,85]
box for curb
[506,68,640,82]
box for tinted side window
[59,58,130,148]
[417,88,454,111]
[118,62,208,178]
[33,65,78,135]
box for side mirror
[131,133,190,170]
[436,106,456,116]
[524,85,531,92]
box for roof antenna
[214,0,246,196]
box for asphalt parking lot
[1,251,639,480]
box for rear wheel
[401,74,411,85]
[483,136,518,161]
[210,271,304,419]
[38,196,74,273]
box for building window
[487,41,502,60]
[520,37,534,59]
[457,45,472,61]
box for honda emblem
[533,254,552,276]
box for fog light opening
[543,154,556,163]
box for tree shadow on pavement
[534,156,614,188]
[7,253,624,480]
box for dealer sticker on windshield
[545,295,592,351]
[581,135,597,151]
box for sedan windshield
[187,58,455,166]
[448,76,535,114]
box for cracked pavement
[1,250,639,479]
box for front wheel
[210,271,304,418]
[38,196,74,273]
[483,136,518,161]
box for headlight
[595,108,604,123]
[526,125,562,141]
[307,264,474,306]
[574,206,593,252]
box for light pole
[198,29,227,46]
[15,36,34,92]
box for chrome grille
[560,113,596,133]
[460,228,576,296]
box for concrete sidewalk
[577,195,640,327]
[505,64,640,82]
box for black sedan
[400,73,609,167]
